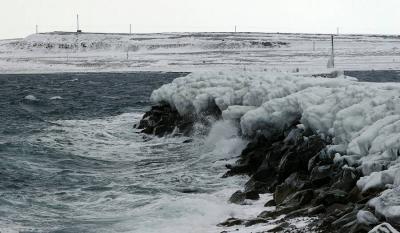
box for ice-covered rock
[369,188,400,226]
[150,71,400,226]
[357,210,379,226]
[369,223,400,233]
[151,71,400,161]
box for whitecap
[24,94,38,101]
[49,96,63,100]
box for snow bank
[151,71,400,221]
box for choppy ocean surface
[0,72,272,233]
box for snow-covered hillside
[1,32,400,73]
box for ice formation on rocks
[151,71,400,221]
[369,222,400,233]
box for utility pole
[327,35,335,68]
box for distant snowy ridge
[2,31,400,73]
[151,71,400,223]
[6,32,287,52]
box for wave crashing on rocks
[138,71,400,232]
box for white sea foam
[125,189,273,233]
[49,96,63,100]
[30,111,272,233]
[205,120,248,158]
[31,112,146,161]
[24,94,38,101]
[150,71,400,222]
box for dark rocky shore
[137,104,399,233]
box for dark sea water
[0,72,254,233]
[344,70,400,82]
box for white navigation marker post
[337,27,339,35]
[235,25,237,33]
[331,35,335,67]
[76,14,80,32]
[35,25,38,34]
[130,24,132,34]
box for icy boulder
[357,210,379,226]
[369,188,400,227]
[369,223,400,233]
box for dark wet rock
[244,178,271,194]
[331,208,359,230]
[137,104,194,136]
[332,168,360,192]
[258,206,297,219]
[280,189,314,209]
[182,139,193,143]
[266,222,290,232]
[153,124,174,136]
[348,186,364,203]
[278,135,326,181]
[315,189,349,206]
[229,190,260,204]
[245,190,260,200]
[326,203,354,218]
[274,173,310,205]
[217,217,244,227]
[229,190,246,204]
[307,204,326,215]
[285,207,311,219]
[244,217,268,227]
[226,131,325,202]
[223,164,251,177]
[310,165,333,187]
[264,199,276,207]
[258,209,281,219]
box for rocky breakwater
[136,71,400,233]
[221,124,382,233]
[136,104,400,233]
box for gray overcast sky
[1,0,399,39]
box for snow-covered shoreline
[2,32,400,74]
[138,71,400,232]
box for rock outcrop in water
[136,103,221,137]
[136,104,194,137]
[137,104,400,233]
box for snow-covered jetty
[138,71,400,232]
